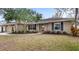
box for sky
[0,15,4,22]
[32,8,56,19]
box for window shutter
[61,22,63,31]
[1,26,3,32]
[52,23,54,30]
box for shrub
[42,31,70,35]
[12,31,24,34]
[56,31,62,34]
[71,25,77,36]
[26,31,38,33]
[42,31,51,34]
[63,31,68,35]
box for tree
[71,8,78,36]
[0,8,5,15]
[2,8,42,23]
[32,13,42,22]
[53,11,62,18]
[1,8,42,33]
[3,8,15,23]
[75,8,78,28]
[36,13,42,21]
[54,8,75,18]
[14,8,42,32]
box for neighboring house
[0,18,77,34]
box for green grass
[0,34,79,51]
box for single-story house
[0,18,77,34]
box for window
[54,23,61,31]
[28,24,36,30]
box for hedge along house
[0,18,75,34]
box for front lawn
[0,34,79,51]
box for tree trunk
[75,8,78,28]
[74,8,78,36]
[23,21,27,33]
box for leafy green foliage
[3,8,42,23]
[3,8,15,23]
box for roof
[42,18,75,21]
[37,18,75,24]
[43,18,74,20]
[27,18,75,24]
[0,18,76,26]
[0,22,25,26]
[26,22,37,25]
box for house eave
[37,19,73,24]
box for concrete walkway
[0,33,9,35]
